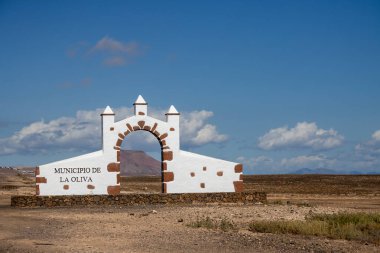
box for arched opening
[119,129,163,193]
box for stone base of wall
[11,192,266,208]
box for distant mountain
[289,168,338,175]
[289,168,379,175]
[366,171,380,175]
[119,150,161,176]
[349,170,363,175]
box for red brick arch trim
[36,177,47,184]
[35,166,47,196]
[233,181,244,192]
[107,163,120,172]
[113,121,175,194]
[163,172,174,182]
[234,164,243,173]
[114,121,171,162]
[107,185,120,195]
[233,164,243,193]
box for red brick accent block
[217,171,223,176]
[138,121,145,128]
[162,162,167,171]
[163,171,174,182]
[63,185,69,190]
[190,172,195,177]
[234,164,243,173]
[133,126,140,131]
[110,127,114,131]
[117,151,120,161]
[117,174,120,184]
[160,133,168,140]
[107,186,120,195]
[107,163,120,172]
[161,140,166,146]
[162,151,173,161]
[151,123,158,132]
[124,130,130,136]
[163,183,167,193]
[153,130,160,137]
[233,181,244,192]
[118,133,125,139]
[203,166,207,171]
[138,112,145,115]
[170,127,175,131]
[127,123,133,131]
[36,177,47,184]
[87,185,95,190]
[116,138,123,147]
[200,183,205,188]
[36,185,40,195]
[240,174,243,180]
[143,126,151,131]
[35,167,40,176]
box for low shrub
[249,212,380,244]
[187,216,236,232]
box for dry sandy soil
[0,169,379,252]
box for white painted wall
[37,96,242,196]
[167,150,240,193]
[38,150,116,195]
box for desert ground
[0,168,379,252]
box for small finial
[134,95,147,105]
[166,105,180,115]
[101,106,115,115]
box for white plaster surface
[37,96,242,196]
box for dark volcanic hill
[119,150,161,176]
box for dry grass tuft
[249,212,380,244]
[187,216,236,232]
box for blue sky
[0,0,379,174]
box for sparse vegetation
[187,216,236,232]
[296,202,312,207]
[271,200,284,205]
[219,217,237,232]
[243,174,380,195]
[271,200,313,207]
[188,216,217,229]
[249,212,380,244]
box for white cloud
[237,154,339,174]
[0,111,102,156]
[89,36,141,67]
[0,106,228,156]
[191,124,228,145]
[280,155,333,169]
[258,122,344,150]
[67,36,143,67]
[92,36,139,54]
[354,129,380,168]
[372,130,380,141]
[179,110,227,146]
[238,129,380,174]
[237,156,274,168]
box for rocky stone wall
[11,192,266,208]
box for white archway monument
[36,96,243,196]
